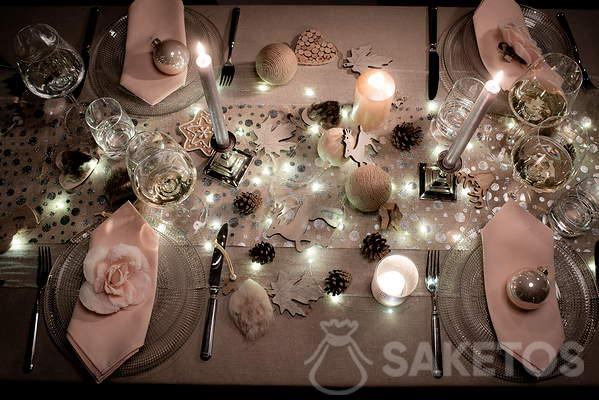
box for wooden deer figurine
[266,197,339,252]
[342,126,380,166]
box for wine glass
[508,116,587,203]
[14,24,87,135]
[127,136,207,237]
[508,53,582,128]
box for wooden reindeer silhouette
[342,126,380,166]
[266,197,340,252]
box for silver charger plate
[88,8,224,117]
[42,222,208,377]
[439,6,574,116]
[437,230,599,382]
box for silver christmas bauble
[151,38,189,75]
[506,266,551,310]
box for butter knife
[200,223,228,361]
[428,6,439,100]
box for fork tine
[46,247,52,278]
[426,250,431,277]
[435,250,440,278]
[219,72,225,86]
[228,73,234,86]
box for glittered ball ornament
[255,43,298,85]
[345,164,392,212]
[151,38,190,75]
[317,127,354,167]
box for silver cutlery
[219,7,240,87]
[200,223,228,361]
[557,12,597,91]
[425,249,443,378]
[427,6,439,100]
[26,246,52,372]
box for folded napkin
[481,201,564,377]
[67,201,159,383]
[120,0,187,105]
[473,0,542,90]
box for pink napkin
[67,202,159,383]
[473,0,541,90]
[481,201,564,377]
[120,0,187,105]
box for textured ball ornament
[255,43,298,85]
[151,38,190,75]
[345,164,392,212]
[317,127,354,167]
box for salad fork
[219,7,240,86]
[425,249,443,378]
[26,246,52,372]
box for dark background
[3,0,598,9]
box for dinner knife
[73,6,101,99]
[427,6,439,100]
[595,241,598,288]
[200,223,228,361]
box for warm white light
[582,117,592,129]
[10,234,27,250]
[262,166,272,176]
[252,177,262,185]
[485,71,503,94]
[466,143,474,150]
[341,108,350,119]
[257,83,269,92]
[206,193,214,203]
[282,162,293,173]
[55,199,67,210]
[419,223,430,235]
[426,100,439,113]
[304,87,315,97]
[251,262,261,271]
[385,308,394,314]
[368,72,386,89]
[156,223,167,234]
[377,271,406,297]
[204,241,213,251]
[195,42,211,68]
[308,125,320,135]
[311,181,322,192]
[191,104,201,115]
[210,220,221,230]
[265,217,273,226]
[329,294,342,304]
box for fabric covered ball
[345,164,392,212]
[317,127,353,167]
[255,43,298,85]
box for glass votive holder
[371,255,419,307]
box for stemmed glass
[14,24,87,135]
[508,53,582,128]
[507,116,587,203]
[127,132,207,237]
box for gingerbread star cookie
[179,111,214,157]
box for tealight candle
[371,255,419,307]
[352,69,396,131]
[195,42,229,148]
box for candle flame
[484,70,503,94]
[196,42,206,55]
[493,70,504,84]
[195,42,211,68]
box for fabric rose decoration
[79,244,152,315]
[499,22,542,66]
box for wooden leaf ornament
[342,126,380,166]
[250,118,296,156]
[179,110,214,157]
[343,45,392,74]
[268,271,323,317]
[294,29,337,66]
[378,202,403,231]
[56,150,99,191]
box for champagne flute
[508,53,582,128]
[14,24,87,136]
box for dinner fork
[26,246,52,372]
[425,250,443,378]
[219,7,240,86]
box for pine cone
[307,101,341,129]
[391,122,423,152]
[249,241,275,264]
[324,269,352,296]
[361,232,390,261]
[233,191,262,215]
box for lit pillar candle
[352,69,396,131]
[371,255,419,307]
[195,42,229,148]
[441,71,503,170]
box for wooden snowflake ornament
[343,45,392,74]
[250,118,296,156]
[342,126,381,166]
[179,110,214,157]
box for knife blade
[428,6,439,101]
[200,223,228,361]
[72,6,100,99]
[595,241,598,288]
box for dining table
[0,3,598,393]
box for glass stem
[66,94,80,107]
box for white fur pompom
[228,279,273,341]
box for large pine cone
[307,101,341,129]
[361,232,390,261]
[249,241,276,264]
[233,191,262,215]
[324,269,352,296]
[391,122,423,152]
